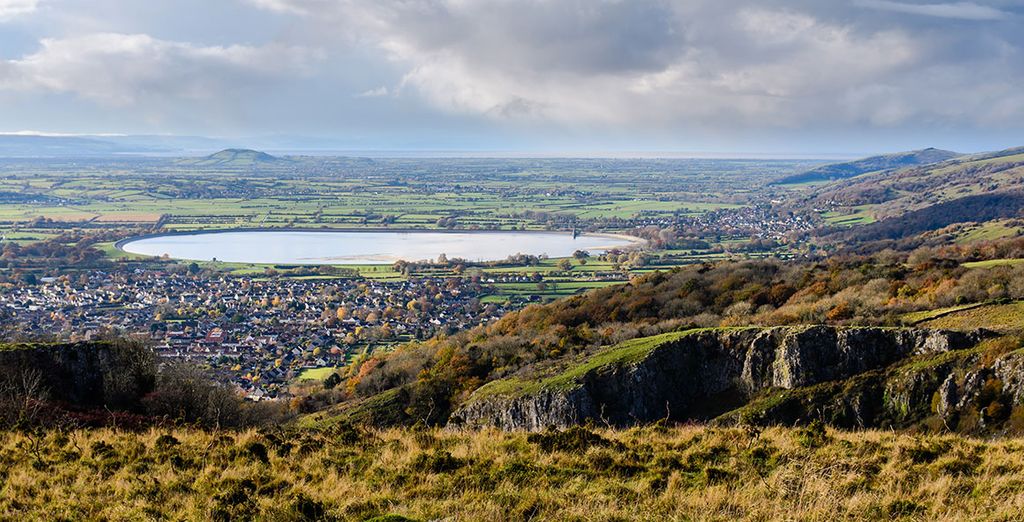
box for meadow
[0,156,810,233]
[0,155,807,305]
[2,423,1023,521]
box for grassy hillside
[799,146,1024,247]
[312,239,1024,427]
[176,148,284,167]
[919,301,1024,331]
[811,146,1024,221]
[772,148,959,185]
[3,424,1024,520]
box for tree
[187,262,201,275]
[557,258,573,271]
[323,372,342,390]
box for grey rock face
[937,374,958,422]
[994,352,1024,404]
[0,341,155,408]
[450,326,981,430]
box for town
[1,268,510,398]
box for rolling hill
[772,147,960,185]
[176,148,286,167]
[0,135,135,157]
[801,145,1024,244]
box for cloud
[358,86,389,97]
[0,33,321,106]
[238,0,1024,132]
[248,1,943,127]
[245,0,306,15]
[0,0,38,21]
[855,1,1008,20]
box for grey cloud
[854,0,1009,20]
[243,0,1024,130]
[0,33,321,106]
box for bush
[527,426,617,453]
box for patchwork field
[0,156,814,235]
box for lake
[118,230,640,265]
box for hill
[299,240,1024,432]
[176,148,285,167]
[452,326,991,430]
[0,135,133,157]
[4,424,1024,520]
[802,145,1024,244]
[0,134,233,157]
[772,147,960,185]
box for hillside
[298,240,1024,430]
[0,135,132,157]
[802,145,1024,245]
[177,148,285,167]
[772,148,960,185]
[4,424,1024,520]
[451,326,988,430]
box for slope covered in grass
[3,424,1024,521]
[773,147,959,185]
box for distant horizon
[0,130,999,161]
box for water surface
[119,230,639,265]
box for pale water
[119,230,639,265]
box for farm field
[0,155,812,305]
[0,155,814,236]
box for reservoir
[118,229,640,265]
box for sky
[0,0,1023,155]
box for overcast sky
[0,0,1022,154]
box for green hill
[177,148,284,167]
[805,145,1024,244]
[772,147,960,185]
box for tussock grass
[3,424,1024,520]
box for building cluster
[682,205,817,239]
[1,270,506,398]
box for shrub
[409,450,464,473]
[527,426,617,453]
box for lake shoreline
[115,227,646,265]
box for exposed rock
[993,352,1024,403]
[0,340,155,409]
[937,374,958,422]
[450,326,986,431]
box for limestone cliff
[450,326,991,431]
[0,340,155,409]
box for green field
[919,301,1024,331]
[822,205,877,226]
[963,258,1024,269]
[0,156,809,234]
[297,367,340,381]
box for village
[0,269,511,398]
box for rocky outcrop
[450,326,987,431]
[0,340,155,409]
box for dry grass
[3,424,1024,521]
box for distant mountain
[0,135,136,157]
[0,134,240,158]
[176,148,285,167]
[773,148,961,185]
